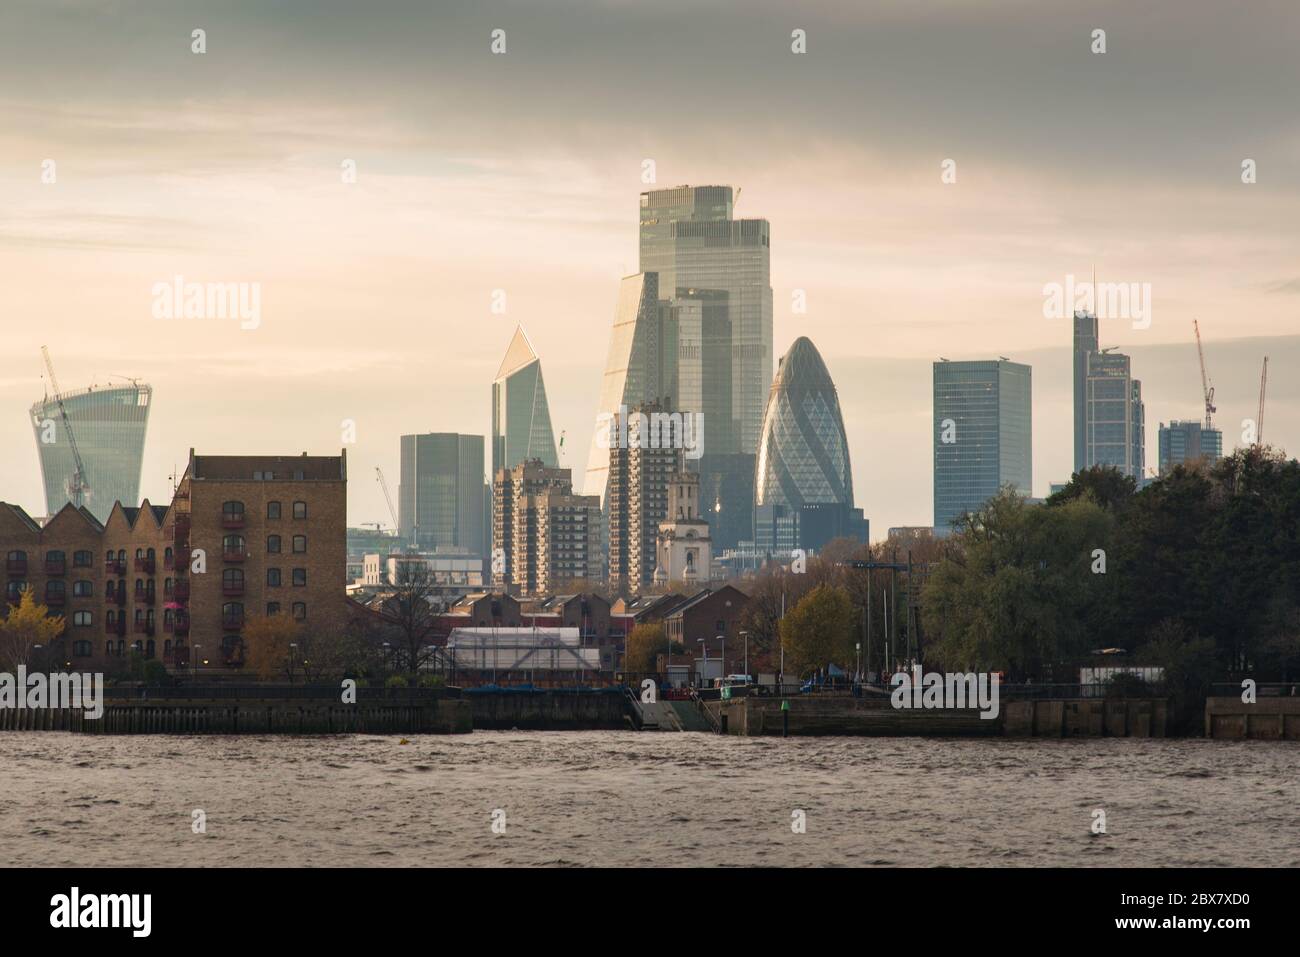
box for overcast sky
[1,0,1296,535]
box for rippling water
[1,732,1296,867]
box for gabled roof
[0,502,42,535]
[43,501,105,535]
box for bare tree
[375,560,444,674]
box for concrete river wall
[1204,697,1300,739]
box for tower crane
[1257,357,1269,447]
[1192,319,1215,431]
[41,346,91,509]
[374,467,405,541]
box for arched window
[292,535,306,554]
[73,610,92,627]
[267,535,281,553]
[73,640,92,657]
[267,501,282,519]
[73,580,93,597]
[73,550,92,567]
[292,602,307,620]
[223,534,246,555]
[293,501,307,519]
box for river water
[1,732,1296,867]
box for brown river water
[1,732,1296,867]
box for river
[1,732,1295,867]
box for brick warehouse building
[1,450,346,674]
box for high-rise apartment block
[493,460,599,595]
[606,402,684,595]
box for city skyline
[2,0,1298,536]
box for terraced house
[1,449,347,674]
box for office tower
[397,433,486,555]
[606,402,683,595]
[1072,310,1098,473]
[492,460,597,595]
[932,358,1032,532]
[652,470,713,586]
[30,382,153,523]
[1083,350,1145,480]
[1158,420,1222,476]
[492,325,559,480]
[639,185,771,548]
[755,337,864,552]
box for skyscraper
[606,402,683,595]
[639,186,770,454]
[755,337,865,552]
[492,460,598,595]
[1158,420,1222,476]
[933,358,1032,532]
[398,433,486,555]
[30,382,153,524]
[492,325,559,480]
[1073,305,1145,482]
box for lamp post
[696,637,707,688]
[716,633,725,681]
[192,643,201,682]
[288,642,298,684]
[740,630,748,676]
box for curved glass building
[754,337,864,551]
[30,383,152,523]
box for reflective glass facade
[398,433,486,554]
[492,326,559,478]
[30,384,151,523]
[1157,420,1220,476]
[755,338,857,551]
[933,360,1032,531]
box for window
[267,535,281,553]
[107,611,116,626]
[267,568,282,587]
[165,546,173,564]
[104,641,114,657]
[292,568,306,587]
[267,501,281,519]
[73,611,92,627]
[72,640,92,657]
[222,601,244,622]
[6,581,26,602]
[223,534,245,553]
[146,640,155,659]
[292,535,307,554]
[46,580,66,599]
[135,578,144,595]
[267,602,281,616]
[222,500,245,520]
[293,501,307,519]
[105,549,114,564]
[73,580,93,598]
[292,602,306,620]
[73,550,92,567]
[117,549,126,563]
[223,568,244,590]
[135,548,144,560]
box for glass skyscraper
[639,188,769,457]
[492,325,559,479]
[932,359,1032,532]
[1158,420,1222,476]
[398,433,487,555]
[1073,309,1145,481]
[755,337,863,552]
[30,383,152,523]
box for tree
[1046,465,1137,511]
[375,560,444,674]
[0,586,65,670]
[780,584,854,678]
[623,622,679,673]
[242,614,303,681]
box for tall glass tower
[932,359,1032,532]
[30,383,152,523]
[398,433,486,555]
[639,185,771,455]
[491,325,559,479]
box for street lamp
[192,643,201,681]
[696,637,707,688]
[289,642,298,683]
[716,633,725,680]
[740,630,748,676]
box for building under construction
[29,381,153,524]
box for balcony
[174,616,190,637]
[114,617,126,637]
[221,614,244,630]
[44,592,66,607]
[5,558,26,575]
[108,558,127,575]
[174,548,191,569]
[134,556,156,574]
[173,580,190,600]
[137,590,156,606]
[44,559,66,576]
[222,581,245,597]
[223,549,247,563]
[221,513,246,530]
[113,590,126,607]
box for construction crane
[1257,357,1269,447]
[41,346,91,509]
[1192,319,1216,431]
[374,467,400,536]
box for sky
[1,0,1297,536]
